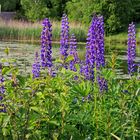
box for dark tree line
[1,0,140,34]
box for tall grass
[0,19,87,43]
[0,19,140,44]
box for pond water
[0,41,85,73]
[0,41,140,78]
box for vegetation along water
[0,13,140,140]
[1,19,140,45]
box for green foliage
[66,0,133,34]
[0,0,19,11]
[132,0,140,22]
[20,0,69,21]
[21,0,50,22]
[0,55,140,139]
[47,0,69,19]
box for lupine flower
[0,104,6,112]
[121,90,130,94]
[97,76,108,92]
[82,97,85,102]
[96,16,105,69]
[69,34,79,71]
[69,61,76,71]
[0,81,5,95]
[60,14,69,61]
[84,15,105,77]
[95,16,107,92]
[127,22,136,75]
[79,60,85,74]
[69,34,79,62]
[83,15,107,92]
[0,69,5,112]
[84,17,95,80]
[40,18,53,69]
[87,94,92,101]
[32,52,40,78]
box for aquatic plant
[127,22,136,75]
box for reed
[0,19,140,44]
[0,19,87,42]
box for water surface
[0,41,140,78]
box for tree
[20,0,70,21]
[0,0,18,11]
[47,0,69,19]
[66,0,133,34]
[132,0,140,22]
[21,0,50,22]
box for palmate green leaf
[70,80,92,96]
[65,55,74,63]
[55,58,63,63]
[101,68,115,79]
[30,106,47,114]
[36,92,45,99]
[63,124,80,138]
[52,132,59,140]
[2,116,10,128]
[61,67,66,74]
[48,120,60,126]
[16,75,26,87]
[26,133,32,139]
[30,106,42,113]
[2,127,10,136]
[2,67,11,75]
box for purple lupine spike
[0,69,6,112]
[0,104,6,112]
[32,52,40,78]
[0,70,5,99]
[97,76,108,92]
[80,61,84,74]
[84,15,98,81]
[69,34,79,62]
[95,16,107,92]
[41,18,53,69]
[127,22,136,75]
[83,15,107,92]
[87,94,92,100]
[96,16,105,69]
[69,34,79,71]
[69,61,76,72]
[60,14,69,61]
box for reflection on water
[0,41,86,73]
[0,41,140,78]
